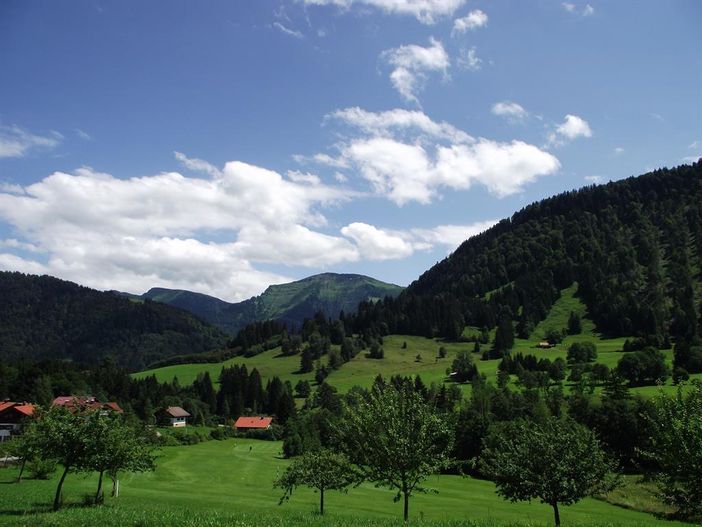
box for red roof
[52,396,123,414]
[0,402,36,419]
[234,416,273,429]
[104,402,124,413]
[13,404,35,417]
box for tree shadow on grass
[0,500,102,516]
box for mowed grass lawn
[0,439,694,527]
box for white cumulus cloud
[309,107,560,205]
[411,220,497,250]
[452,9,487,35]
[547,114,592,146]
[341,222,415,260]
[381,38,450,105]
[491,101,528,122]
[0,157,361,301]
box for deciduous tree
[274,448,358,515]
[644,382,702,518]
[337,384,454,521]
[480,417,618,526]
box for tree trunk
[17,457,27,483]
[53,465,70,511]
[552,501,560,526]
[403,490,409,522]
[110,472,120,498]
[95,470,105,504]
[319,488,324,515]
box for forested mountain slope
[352,162,702,343]
[130,273,403,335]
[0,272,228,370]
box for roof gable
[164,406,190,418]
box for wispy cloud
[457,47,482,71]
[302,0,466,25]
[272,22,304,39]
[75,129,92,141]
[562,2,594,16]
[0,125,62,158]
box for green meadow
[134,284,700,396]
[0,438,694,527]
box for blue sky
[0,0,700,301]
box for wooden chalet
[159,406,191,427]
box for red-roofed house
[0,402,36,442]
[234,416,273,431]
[52,396,124,415]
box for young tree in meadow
[644,382,702,518]
[337,383,454,522]
[274,448,358,515]
[28,407,94,511]
[85,413,157,502]
[479,417,618,526]
[4,422,44,483]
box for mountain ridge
[127,272,404,335]
[349,162,702,348]
[0,272,228,370]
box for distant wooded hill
[351,162,702,344]
[0,272,228,370]
[122,273,404,335]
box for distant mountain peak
[134,273,404,334]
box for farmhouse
[159,406,191,427]
[0,401,35,442]
[234,416,273,431]
[52,395,124,414]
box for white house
[161,406,190,427]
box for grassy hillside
[0,438,693,527]
[130,273,403,335]
[134,284,701,396]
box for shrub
[567,342,597,364]
[27,457,57,480]
[672,367,690,384]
